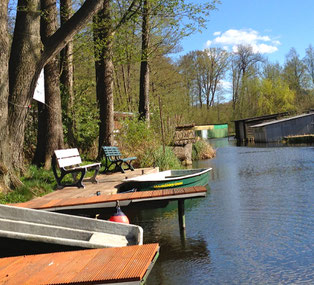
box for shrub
[115,119,181,170]
[141,146,182,171]
[192,139,216,160]
[115,118,160,168]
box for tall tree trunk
[93,0,114,156]
[60,0,76,147]
[8,0,42,172]
[0,0,18,192]
[138,0,150,122]
[33,0,64,169]
[2,0,103,189]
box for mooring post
[178,199,186,230]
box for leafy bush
[115,118,160,167]
[192,139,216,160]
[115,119,181,170]
[141,146,182,171]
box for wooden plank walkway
[0,243,159,285]
[13,186,207,211]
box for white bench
[52,148,100,189]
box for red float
[109,201,130,224]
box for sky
[178,0,314,65]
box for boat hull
[119,168,211,192]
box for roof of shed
[251,113,314,128]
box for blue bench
[101,146,136,173]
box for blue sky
[178,0,314,64]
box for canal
[132,138,314,284]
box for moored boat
[0,204,143,257]
[119,168,211,192]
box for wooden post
[178,199,185,230]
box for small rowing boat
[119,168,211,192]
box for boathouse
[194,124,228,139]
[233,112,288,142]
[251,113,314,143]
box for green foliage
[258,78,296,115]
[115,118,160,166]
[115,118,181,170]
[0,165,55,204]
[142,146,182,171]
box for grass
[283,134,314,144]
[192,139,216,161]
[0,165,56,204]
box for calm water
[132,139,314,284]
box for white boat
[0,204,143,257]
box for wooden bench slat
[52,148,100,189]
[54,148,80,159]
[101,146,136,174]
[58,156,82,168]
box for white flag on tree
[33,69,45,104]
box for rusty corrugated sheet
[0,244,159,285]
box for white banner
[33,69,45,104]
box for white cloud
[205,40,212,48]
[206,28,280,54]
[220,79,232,90]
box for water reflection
[135,139,314,284]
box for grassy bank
[283,135,314,144]
[0,166,55,204]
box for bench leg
[116,161,125,173]
[125,161,134,171]
[90,166,100,184]
[76,168,86,188]
[56,171,67,190]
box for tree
[0,0,104,191]
[93,0,140,154]
[231,44,263,112]
[138,0,150,121]
[94,0,115,150]
[258,77,295,115]
[138,0,220,121]
[178,48,229,109]
[60,0,76,147]
[283,48,308,94]
[33,0,64,168]
[0,0,13,191]
[304,44,314,86]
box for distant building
[233,112,288,142]
[114,112,135,132]
[251,113,314,143]
[194,124,228,139]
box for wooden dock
[13,186,207,211]
[0,243,159,285]
[12,168,208,230]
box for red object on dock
[109,201,130,224]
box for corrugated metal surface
[252,113,314,142]
[13,186,207,210]
[0,244,159,285]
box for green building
[194,124,228,139]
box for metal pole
[178,199,185,230]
